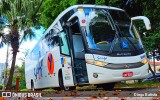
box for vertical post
[15,78,20,92]
[3,44,9,90]
[153,51,156,73]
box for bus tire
[102,82,116,91]
[53,87,61,91]
[58,69,76,91]
[31,80,35,91]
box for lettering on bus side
[34,60,43,79]
[97,56,107,61]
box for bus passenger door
[59,31,74,87]
[64,17,89,84]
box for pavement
[1,87,160,100]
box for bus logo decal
[124,64,129,69]
[47,53,54,74]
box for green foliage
[116,81,160,88]
[40,0,78,28]
[40,0,160,52]
[108,0,121,7]
[0,84,3,89]
[40,0,160,51]
[0,0,43,44]
[20,89,31,91]
[42,88,54,91]
[143,32,160,52]
[0,0,43,90]
[12,64,26,90]
[132,0,160,51]
[95,0,105,5]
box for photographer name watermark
[134,93,157,97]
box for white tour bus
[25,5,151,90]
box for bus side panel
[35,46,62,89]
[61,57,74,86]
[25,55,38,89]
[25,46,63,89]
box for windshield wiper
[108,32,119,55]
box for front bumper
[86,63,149,84]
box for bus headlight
[141,58,148,64]
[86,59,108,67]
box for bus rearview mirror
[131,16,151,30]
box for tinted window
[44,28,59,49]
[60,32,70,55]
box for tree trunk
[5,51,18,90]
[5,29,19,90]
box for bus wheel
[31,80,35,91]
[58,70,76,91]
[53,87,61,91]
[63,86,76,91]
[102,82,116,91]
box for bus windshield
[85,8,144,55]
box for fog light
[93,73,98,78]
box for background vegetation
[2,64,26,90]
[40,0,160,52]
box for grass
[20,89,32,91]
[42,88,55,92]
[115,81,160,88]
[20,88,55,92]
[77,81,160,90]
[17,81,160,91]
[76,85,96,90]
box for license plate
[123,72,133,77]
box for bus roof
[26,5,124,57]
[47,4,124,32]
[46,4,124,37]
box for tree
[40,0,160,51]
[0,0,43,90]
[2,64,26,90]
[13,64,26,90]
[40,0,77,28]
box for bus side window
[32,44,40,60]
[59,32,70,56]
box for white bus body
[25,5,151,90]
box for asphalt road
[3,87,160,100]
[41,87,160,97]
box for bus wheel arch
[31,79,35,91]
[101,82,116,91]
[58,69,67,90]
